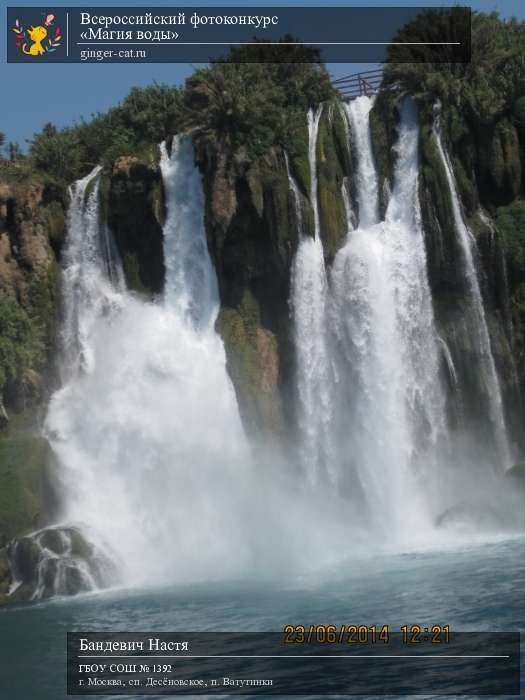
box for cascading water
[330,97,446,538]
[6,526,114,601]
[433,120,512,470]
[308,107,323,236]
[343,97,379,227]
[290,106,336,484]
[44,136,253,588]
[60,167,124,379]
[160,137,218,328]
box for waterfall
[60,167,124,378]
[291,97,448,537]
[160,137,219,329]
[290,106,336,484]
[438,336,459,390]
[307,106,323,238]
[44,137,251,588]
[433,122,512,470]
[330,98,446,537]
[343,97,379,228]
[284,152,305,236]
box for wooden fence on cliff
[332,69,383,101]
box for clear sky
[1,0,524,148]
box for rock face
[0,171,63,554]
[315,103,352,259]
[193,101,351,440]
[0,178,61,415]
[198,144,296,439]
[106,152,165,295]
[0,525,116,604]
[0,436,57,549]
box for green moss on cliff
[490,120,522,201]
[287,117,311,199]
[122,253,148,295]
[420,122,459,287]
[216,292,283,436]
[0,436,54,547]
[316,104,349,257]
[106,157,165,295]
[369,91,399,216]
[0,294,43,399]
[41,200,66,254]
[496,200,525,284]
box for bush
[27,42,335,187]
[184,42,335,159]
[0,294,43,394]
[29,83,184,187]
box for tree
[8,143,20,162]
[30,123,85,185]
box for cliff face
[0,177,61,407]
[105,152,165,295]
[199,142,296,439]
[0,171,64,547]
[192,101,350,441]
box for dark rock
[63,565,86,596]
[40,527,67,555]
[106,153,165,295]
[435,500,515,530]
[66,527,94,559]
[0,436,57,548]
[316,102,351,259]
[505,462,525,487]
[1,526,116,605]
[0,547,12,595]
[9,536,41,585]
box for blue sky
[1,0,524,147]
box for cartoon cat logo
[12,14,62,57]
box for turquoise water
[1,535,524,698]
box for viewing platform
[332,69,383,101]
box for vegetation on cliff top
[384,11,525,123]
[12,43,334,190]
[379,11,524,209]
[185,42,334,159]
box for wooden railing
[332,69,383,101]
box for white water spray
[160,137,219,329]
[45,138,252,586]
[307,106,323,238]
[60,167,124,378]
[290,106,336,484]
[330,98,446,537]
